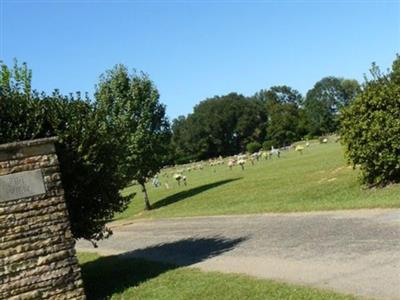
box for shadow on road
[151,178,242,210]
[123,235,247,265]
[80,236,246,299]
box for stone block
[0,138,86,299]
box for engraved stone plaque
[0,169,46,201]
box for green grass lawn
[78,252,359,300]
[116,140,400,221]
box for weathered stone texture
[0,138,85,299]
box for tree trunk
[141,183,151,210]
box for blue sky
[1,1,399,119]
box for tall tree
[304,77,360,136]
[96,65,170,210]
[171,115,196,164]
[255,86,304,147]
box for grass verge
[78,252,360,300]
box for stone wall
[0,138,86,300]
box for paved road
[77,209,400,300]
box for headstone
[0,137,86,300]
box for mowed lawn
[78,252,359,300]
[116,140,400,221]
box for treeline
[171,78,360,163]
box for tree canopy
[171,93,267,162]
[304,77,360,136]
[254,86,305,147]
[95,65,170,210]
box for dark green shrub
[262,140,275,151]
[340,56,400,186]
[0,61,133,241]
[246,141,262,153]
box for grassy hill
[116,140,400,221]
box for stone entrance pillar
[0,137,86,299]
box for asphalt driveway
[77,209,400,300]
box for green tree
[0,59,32,97]
[95,65,170,210]
[0,60,42,142]
[171,93,267,162]
[255,86,305,147]
[46,95,132,241]
[171,116,197,164]
[304,77,360,136]
[246,141,262,153]
[254,85,303,106]
[340,56,400,186]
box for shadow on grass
[80,236,246,299]
[151,178,242,210]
